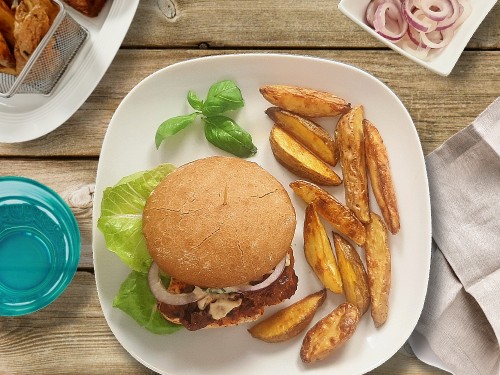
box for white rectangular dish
[338,0,497,77]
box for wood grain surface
[1,0,499,374]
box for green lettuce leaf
[113,271,182,334]
[97,163,176,272]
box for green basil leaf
[155,112,199,149]
[202,80,244,116]
[203,115,257,158]
[187,90,204,111]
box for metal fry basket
[0,0,88,98]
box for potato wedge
[270,126,342,186]
[260,85,351,118]
[304,204,342,293]
[266,107,338,166]
[364,119,400,234]
[333,233,370,315]
[336,105,370,223]
[0,31,15,74]
[300,302,360,363]
[364,212,391,327]
[248,289,327,343]
[0,0,15,47]
[290,180,366,246]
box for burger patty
[158,250,299,331]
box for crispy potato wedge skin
[0,31,15,74]
[333,233,370,315]
[300,302,360,363]
[290,180,366,246]
[0,0,15,47]
[248,289,327,343]
[260,85,351,118]
[270,126,342,186]
[364,212,391,327]
[336,106,370,223]
[304,204,343,293]
[266,107,338,166]
[364,119,400,234]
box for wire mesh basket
[0,0,88,98]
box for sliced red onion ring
[419,27,454,49]
[407,23,427,47]
[420,0,452,21]
[434,0,460,30]
[229,256,287,293]
[373,2,408,41]
[402,0,437,32]
[366,0,402,26]
[148,262,207,305]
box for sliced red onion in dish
[366,0,401,26]
[419,27,455,49]
[373,2,408,41]
[365,0,471,59]
[148,262,207,305]
[419,0,453,21]
[228,256,287,293]
[402,0,437,32]
[434,0,461,30]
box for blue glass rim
[0,176,81,316]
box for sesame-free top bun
[142,156,296,288]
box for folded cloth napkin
[410,97,500,375]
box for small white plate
[93,53,431,375]
[0,0,139,143]
[338,0,497,76]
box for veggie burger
[140,156,298,331]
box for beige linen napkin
[410,97,500,375]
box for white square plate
[338,0,497,76]
[93,53,432,375]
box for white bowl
[338,0,497,76]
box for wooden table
[1,1,498,373]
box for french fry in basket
[248,289,327,343]
[300,302,360,363]
[290,180,366,246]
[364,212,391,327]
[260,85,351,118]
[364,119,400,234]
[336,105,370,223]
[333,233,370,315]
[266,107,338,166]
[304,204,343,294]
[270,126,342,186]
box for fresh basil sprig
[155,80,257,158]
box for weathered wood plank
[0,49,498,157]
[0,272,154,375]
[124,0,500,49]
[0,272,446,374]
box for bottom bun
[158,249,298,331]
